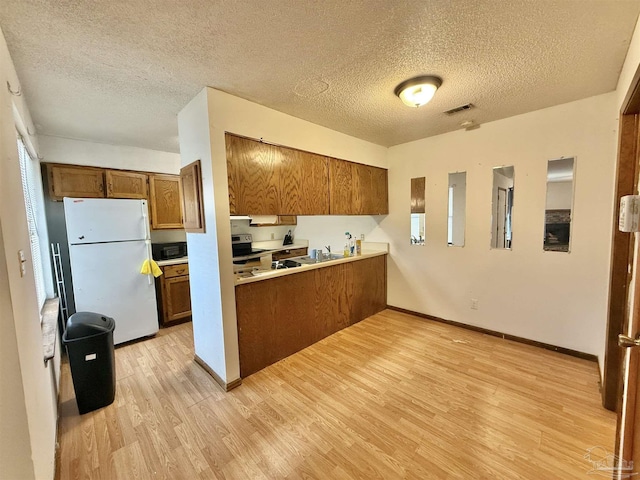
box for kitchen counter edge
[157,256,188,267]
[235,250,388,286]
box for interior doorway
[607,62,640,473]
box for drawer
[272,247,308,261]
[163,263,189,278]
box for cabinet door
[411,177,426,214]
[277,215,297,225]
[180,160,205,233]
[279,148,329,215]
[226,134,279,215]
[163,275,192,324]
[105,170,148,199]
[328,158,353,214]
[330,160,388,215]
[48,164,105,200]
[368,166,389,215]
[149,174,183,229]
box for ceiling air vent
[444,103,474,115]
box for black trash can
[62,312,116,414]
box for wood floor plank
[57,309,616,479]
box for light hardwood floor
[57,309,615,479]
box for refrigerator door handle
[142,201,153,285]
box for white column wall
[0,26,58,480]
[178,88,388,383]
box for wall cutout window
[410,177,425,245]
[447,172,466,247]
[491,166,515,249]
[544,157,575,252]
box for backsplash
[150,229,187,243]
[230,218,295,242]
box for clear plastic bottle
[344,232,350,257]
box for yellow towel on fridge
[140,259,163,278]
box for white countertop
[157,256,188,266]
[235,248,388,285]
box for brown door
[614,65,640,477]
[619,295,640,476]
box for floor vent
[444,103,474,115]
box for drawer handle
[175,269,185,274]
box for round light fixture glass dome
[394,76,442,108]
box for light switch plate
[620,195,640,232]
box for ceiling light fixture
[394,76,442,108]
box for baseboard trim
[386,305,598,363]
[194,355,242,391]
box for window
[17,136,47,311]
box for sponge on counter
[140,259,163,278]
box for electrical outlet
[271,233,275,240]
[470,298,479,310]
[360,234,365,241]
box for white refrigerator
[64,198,159,345]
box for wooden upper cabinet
[411,177,426,214]
[368,166,389,215]
[105,170,148,199]
[149,174,183,229]
[279,148,329,215]
[225,133,387,216]
[180,160,205,233]
[47,164,105,200]
[328,159,354,215]
[329,159,388,215]
[226,134,279,215]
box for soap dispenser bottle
[344,232,350,257]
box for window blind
[17,136,46,312]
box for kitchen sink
[290,253,346,265]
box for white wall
[38,135,181,174]
[0,27,58,480]
[178,87,388,384]
[295,215,387,254]
[545,181,574,210]
[385,93,618,371]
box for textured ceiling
[0,1,639,154]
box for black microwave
[152,242,187,260]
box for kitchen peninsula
[235,244,388,377]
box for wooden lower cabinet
[156,263,192,326]
[235,254,387,377]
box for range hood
[230,215,252,221]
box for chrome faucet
[315,245,331,262]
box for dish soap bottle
[344,232,351,257]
